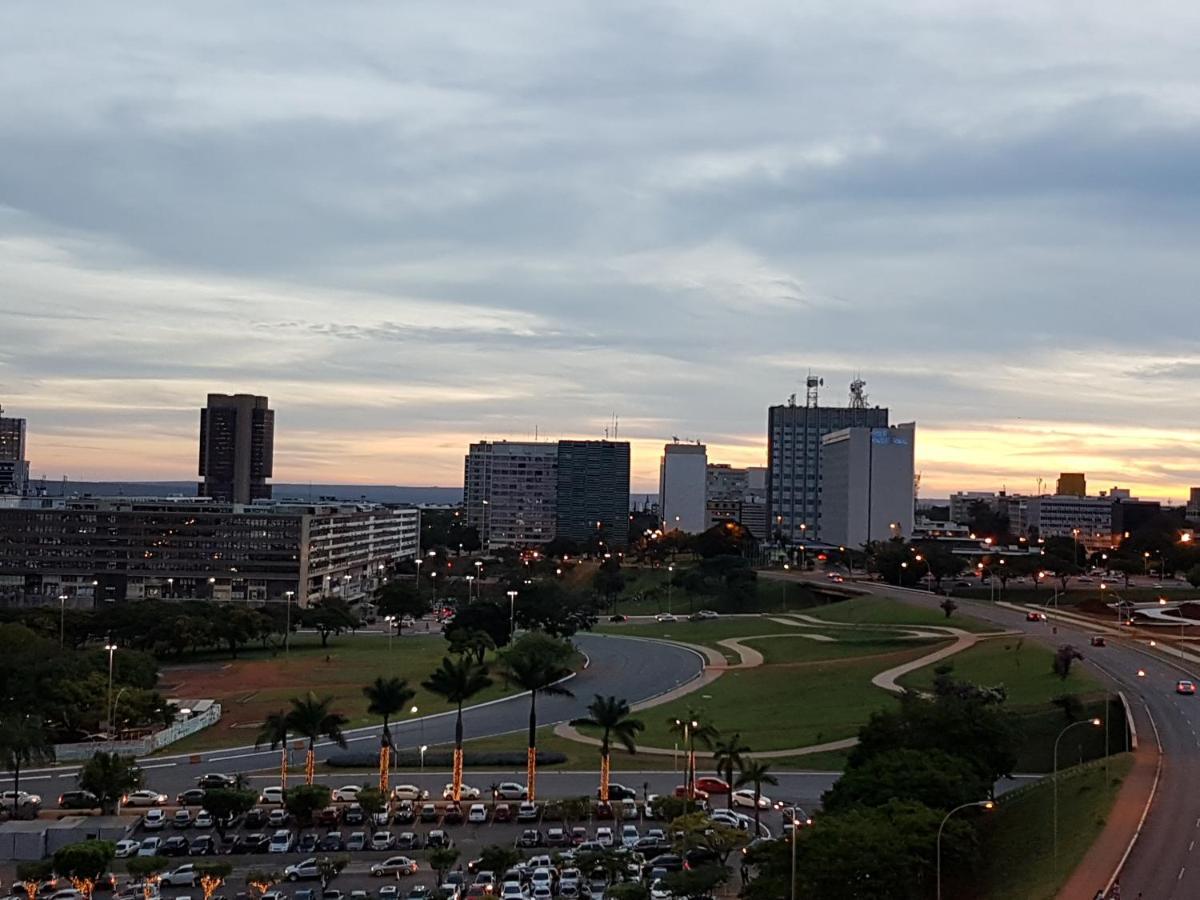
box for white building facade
[463,441,559,548]
[659,443,708,534]
[819,424,916,549]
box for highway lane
[805,576,1199,900]
[2,633,706,804]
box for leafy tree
[570,695,644,802]
[313,858,346,889]
[299,598,359,648]
[446,601,511,648]
[692,521,755,559]
[670,811,747,864]
[195,861,233,900]
[822,748,991,813]
[53,841,115,899]
[592,557,626,611]
[735,759,777,834]
[78,751,142,814]
[511,581,598,638]
[284,693,348,784]
[362,676,415,791]
[125,857,169,881]
[606,884,649,900]
[283,784,331,825]
[662,865,728,900]
[243,871,281,898]
[544,536,580,559]
[446,627,496,665]
[356,788,385,816]
[422,656,493,801]
[478,844,521,874]
[667,710,719,797]
[710,732,751,810]
[255,710,290,796]
[374,582,430,628]
[916,545,967,591]
[1052,693,1084,723]
[199,789,256,836]
[498,632,575,800]
[1188,564,1200,589]
[1053,644,1084,680]
[427,848,461,885]
[0,715,53,818]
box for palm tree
[498,634,574,801]
[255,710,290,795]
[422,656,493,801]
[570,695,644,803]
[667,709,718,798]
[78,750,143,814]
[735,759,778,834]
[362,677,415,793]
[0,716,53,818]
[283,693,349,785]
[711,732,752,810]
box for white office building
[1026,495,1113,551]
[463,441,559,548]
[659,442,708,534]
[819,424,916,549]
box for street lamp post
[104,642,118,737]
[284,590,295,655]
[58,593,68,648]
[384,616,397,652]
[1054,718,1102,871]
[785,807,813,900]
[937,800,994,900]
[414,558,423,601]
[507,590,518,639]
[466,575,474,603]
[667,565,674,615]
[781,564,790,610]
[419,744,428,774]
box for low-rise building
[1026,495,1112,551]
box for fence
[53,704,222,762]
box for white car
[731,789,771,810]
[654,613,678,623]
[161,865,198,887]
[495,782,528,800]
[595,826,614,847]
[268,830,293,853]
[331,785,362,802]
[137,837,162,857]
[114,839,140,858]
[530,886,553,900]
[391,784,428,801]
[0,790,41,808]
[370,856,418,877]
[284,859,320,882]
[124,790,168,807]
[649,879,673,900]
[499,884,526,900]
[259,786,284,804]
[443,783,481,800]
[143,809,168,830]
[193,809,213,828]
[468,803,488,823]
[620,824,639,848]
[370,831,395,850]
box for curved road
[3,633,705,804]
[799,577,1196,900]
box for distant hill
[32,481,464,505]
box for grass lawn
[807,595,995,632]
[965,755,1133,900]
[583,646,935,752]
[957,586,1200,606]
[744,632,944,665]
[596,615,835,652]
[898,637,1101,707]
[161,632,520,753]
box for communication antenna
[787,393,797,407]
[849,377,868,409]
[805,372,823,408]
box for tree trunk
[725,763,733,810]
[753,786,761,834]
[305,741,315,785]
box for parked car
[495,782,529,801]
[331,785,362,803]
[393,801,415,824]
[297,832,318,853]
[621,825,639,848]
[517,801,540,822]
[114,839,140,858]
[188,835,216,856]
[161,865,198,887]
[347,832,367,852]
[259,786,285,805]
[443,803,465,825]
[545,826,567,846]
[245,807,269,828]
[193,809,213,828]
[160,836,189,856]
[468,803,488,824]
[142,809,168,831]
[370,831,395,851]
[426,829,452,849]
[268,808,290,827]
[493,803,512,823]
[419,803,439,823]
[595,826,613,847]
[370,857,418,877]
[136,837,162,857]
[395,832,421,850]
[172,809,194,829]
[319,832,345,852]
[176,789,207,807]
[317,807,341,827]
[343,804,366,826]
[268,830,294,853]
[517,829,542,848]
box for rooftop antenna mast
[849,376,868,410]
[805,372,823,408]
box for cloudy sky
[1,2,1198,499]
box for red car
[673,786,710,801]
[694,777,730,795]
[1026,611,1047,622]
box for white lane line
[1180,866,1187,880]
[1190,839,1195,852]
[140,763,177,770]
[3,775,51,782]
[58,773,75,779]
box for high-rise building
[949,491,998,525]
[1056,472,1087,497]
[1027,495,1112,551]
[766,379,888,543]
[1188,488,1200,522]
[198,394,274,504]
[659,443,707,534]
[556,440,631,547]
[819,424,916,549]
[0,405,29,496]
[463,441,558,549]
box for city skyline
[2,3,1198,500]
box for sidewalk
[1059,698,1159,900]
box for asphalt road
[802,576,1199,900]
[3,633,705,806]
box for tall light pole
[414,558,423,601]
[58,593,68,648]
[781,564,790,610]
[788,808,813,900]
[384,616,397,652]
[1054,717,1102,871]
[937,800,994,900]
[466,575,474,603]
[284,590,295,655]
[104,642,118,737]
[507,590,518,639]
[667,565,674,615]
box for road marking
[1189,839,1194,851]
[140,763,177,770]
[1180,866,1187,880]
[2,775,51,782]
